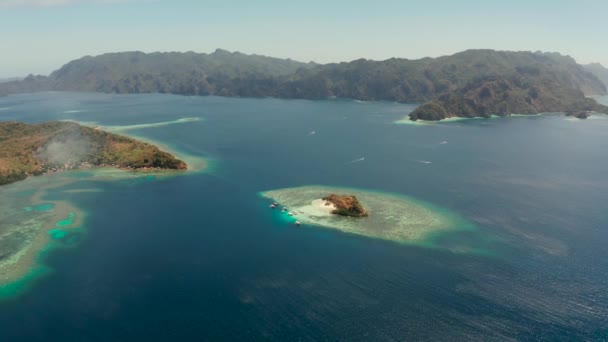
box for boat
[295,221,301,226]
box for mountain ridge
[1,49,606,120]
[584,63,608,89]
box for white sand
[292,199,337,218]
[312,199,336,213]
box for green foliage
[0,171,27,185]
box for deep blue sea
[0,92,607,341]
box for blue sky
[0,0,606,77]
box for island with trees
[0,121,187,186]
[322,194,369,217]
[260,185,485,253]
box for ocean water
[0,92,607,340]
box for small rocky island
[261,186,481,251]
[565,111,590,119]
[0,121,187,186]
[322,194,369,217]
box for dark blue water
[1,93,608,341]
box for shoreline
[0,123,209,298]
[72,119,209,173]
[0,176,85,298]
[395,112,570,125]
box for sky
[0,0,607,77]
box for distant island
[1,49,607,121]
[322,194,369,217]
[0,121,187,186]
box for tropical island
[1,49,607,121]
[261,186,481,252]
[0,121,187,186]
[322,194,369,217]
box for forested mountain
[1,49,606,120]
[584,63,608,89]
[0,49,315,96]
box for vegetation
[322,194,369,218]
[1,49,606,120]
[0,121,186,186]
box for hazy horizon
[1,0,607,77]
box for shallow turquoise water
[0,93,607,341]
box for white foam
[347,157,365,164]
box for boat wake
[347,157,366,164]
[65,117,203,132]
[415,160,433,164]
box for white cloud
[0,0,72,6]
[0,0,130,7]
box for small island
[261,186,481,251]
[0,121,187,186]
[565,111,590,119]
[322,194,369,217]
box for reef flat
[0,174,84,297]
[0,120,208,298]
[261,185,477,248]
